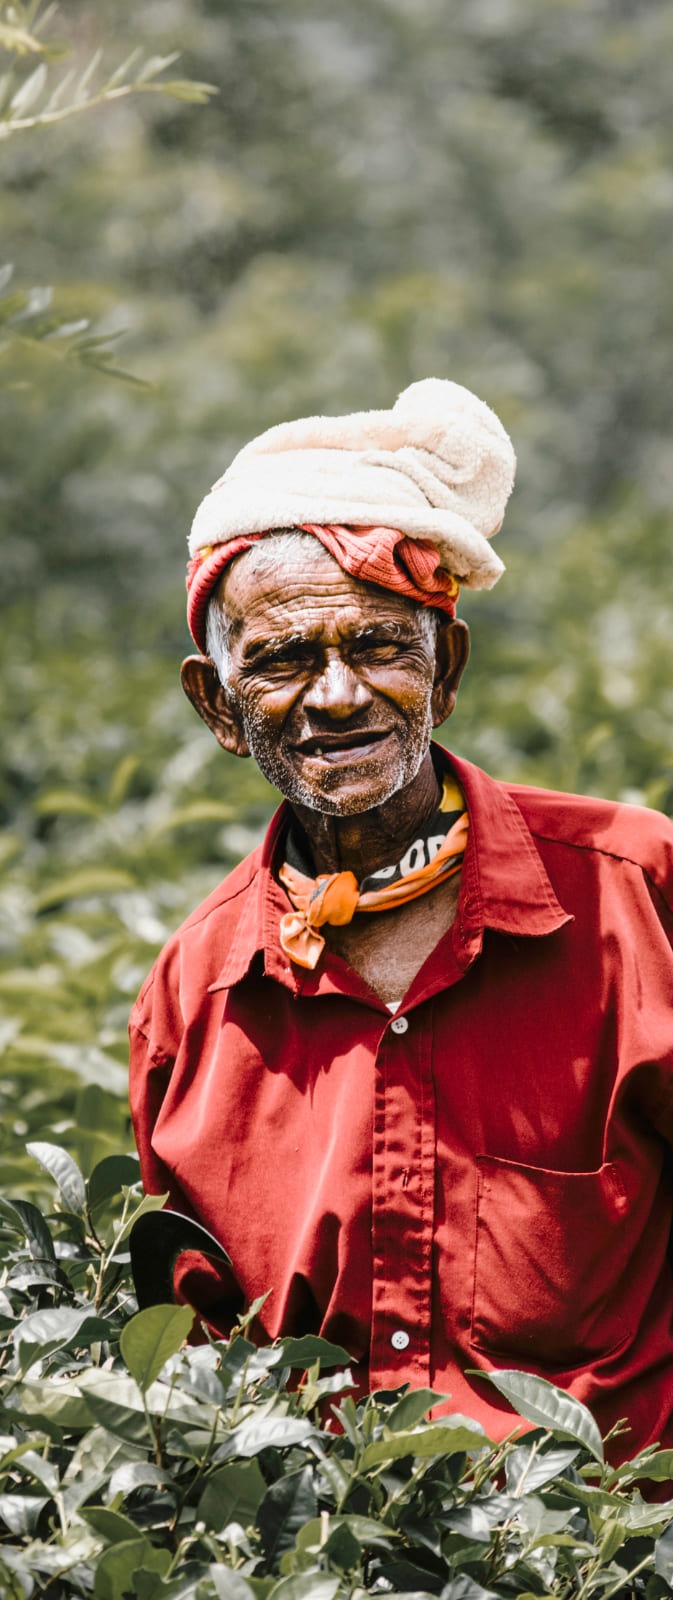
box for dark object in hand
[129,1209,233,1311]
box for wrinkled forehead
[221,529,330,597]
[214,532,432,646]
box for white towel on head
[189,377,516,589]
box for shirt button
[390,1016,409,1034]
[391,1329,410,1350]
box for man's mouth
[295,730,391,763]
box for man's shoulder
[131,839,268,1028]
[171,842,265,938]
[502,777,673,901]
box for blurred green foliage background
[2,0,673,1181]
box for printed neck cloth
[278,773,468,970]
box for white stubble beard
[236,697,435,816]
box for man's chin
[282,756,421,816]
[246,727,431,815]
[296,786,398,817]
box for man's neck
[287,749,444,880]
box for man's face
[211,542,458,816]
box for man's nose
[303,654,371,717]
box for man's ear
[431,617,470,726]
[180,656,250,758]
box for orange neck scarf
[278,777,469,970]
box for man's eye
[258,651,311,673]
[352,640,405,660]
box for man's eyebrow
[240,620,417,664]
[241,633,308,664]
[353,622,416,640]
[299,620,414,644]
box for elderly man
[130,378,673,1456]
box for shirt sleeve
[128,978,246,1338]
[128,999,178,1200]
[128,940,191,1198]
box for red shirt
[129,746,673,1455]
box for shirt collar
[208,807,295,994]
[445,747,571,967]
[209,742,572,992]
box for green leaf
[26,1139,87,1215]
[0,1492,51,1536]
[220,1415,316,1459]
[107,1462,167,1501]
[103,49,141,90]
[150,799,235,836]
[154,78,218,104]
[9,62,47,114]
[63,1427,129,1505]
[35,866,137,910]
[94,1537,171,1600]
[16,1306,112,1370]
[276,1334,351,1370]
[441,1578,502,1600]
[598,1516,629,1563]
[479,1370,605,1463]
[655,1524,673,1584]
[0,1196,57,1263]
[82,1506,143,1545]
[505,1442,580,1495]
[120,1304,195,1394]
[442,1503,494,1543]
[134,52,180,84]
[5,1446,58,1493]
[77,1368,205,1425]
[296,1515,397,1553]
[386,1388,447,1431]
[88,1153,141,1212]
[554,1476,622,1514]
[34,788,104,818]
[323,1522,361,1572]
[114,1190,168,1247]
[196,1460,266,1532]
[615,1446,673,1483]
[234,1290,272,1333]
[267,1577,340,1600]
[360,1420,489,1469]
[5,1377,93,1432]
[258,1466,317,1561]
[208,1573,258,1600]
[108,754,142,808]
[77,1382,167,1445]
[621,1499,673,1533]
[75,47,103,101]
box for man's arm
[129,1000,245,1336]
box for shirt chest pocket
[471,1154,633,1372]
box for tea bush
[2,1143,673,1599]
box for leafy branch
[0,3,216,138]
[0,263,151,386]
[0,3,217,387]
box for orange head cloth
[279,812,469,970]
[186,523,459,654]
